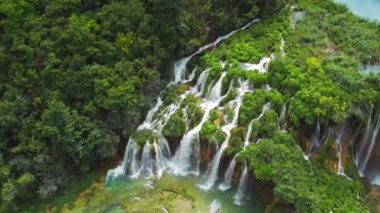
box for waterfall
[280,35,286,57]
[307,118,321,157]
[106,18,261,184]
[244,103,270,147]
[138,97,163,131]
[196,69,210,96]
[335,122,352,180]
[154,137,172,179]
[105,138,136,185]
[207,72,226,101]
[359,115,380,175]
[372,173,380,186]
[173,19,259,84]
[233,166,248,206]
[136,142,154,178]
[210,199,222,213]
[239,56,273,73]
[336,123,345,176]
[218,159,237,191]
[245,120,255,148]
[192,134,201,176]
[199,79,250,191]
[278,104,287,130]
[169,73,227,176]
[356,113,372,173]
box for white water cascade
[104,19,283,210]
[280,35,286,57]
[278,104,287,130]
[218,159,237,191]
[169,72,227,176]
[307,119,322,158]
[372,173,380,186]
[358,115,380,176]
[210,199,222,213]
[199,79,250,191]
[335,122,352,180]
[233,166,249,206]
[355,114,372,176]
[173,19,259,84]
[137,97,163,131]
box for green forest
[0,0,379,212]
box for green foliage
[226,64,269,88]
[199,121,226,145]
[163,112,187,139]
[225,127,245,157]
[181,94,204,128]
[229,41,263,63]
[239,89,271,125]
[245,132,367,212]
[133,130,156,147]
[251,109,278,139]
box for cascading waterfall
[154,137,172,179]
[169,72,227,176]
[358,114,380,176]
[199,79,250,191]
[239,56,273,73]
[307,119,321,159]
[278,104,287,130]
[233,166,249,206]
[218,159,237,191]
[137,97,163,131]
[104,17,298,208]
[173,19,259,84]
[356,113,372,173]
[335,122,351,180]
[136,142,154,178]
[280,35,286,57]
[372,174,380,186]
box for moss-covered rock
[199,121,226,145]
[133,129,156,146]
[181,94,204,128]
[163,111,187,140]
[225,127,245,157]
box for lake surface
[335,0,380,21]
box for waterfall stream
[358,115,380,175]
[218,159,237,191]
[199,79,250,191]
[233,166,249,206]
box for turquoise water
[335,0,380,21]
[105,174,264,213]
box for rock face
[200,141,217,172]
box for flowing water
[169,72,227,176]
[105,174,263,212]
[104,19,268,211]
[233,166,249,206]
[218,159,237,191]
[358,115,380,175]
[199,79,250,191]
[335,122,352,180]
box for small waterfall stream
[358,115,380,176]
[218,159,237,191]
[335,122,352,180]
[169,72,227,176]
[233,166,249,206]
[199,79,250,191]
